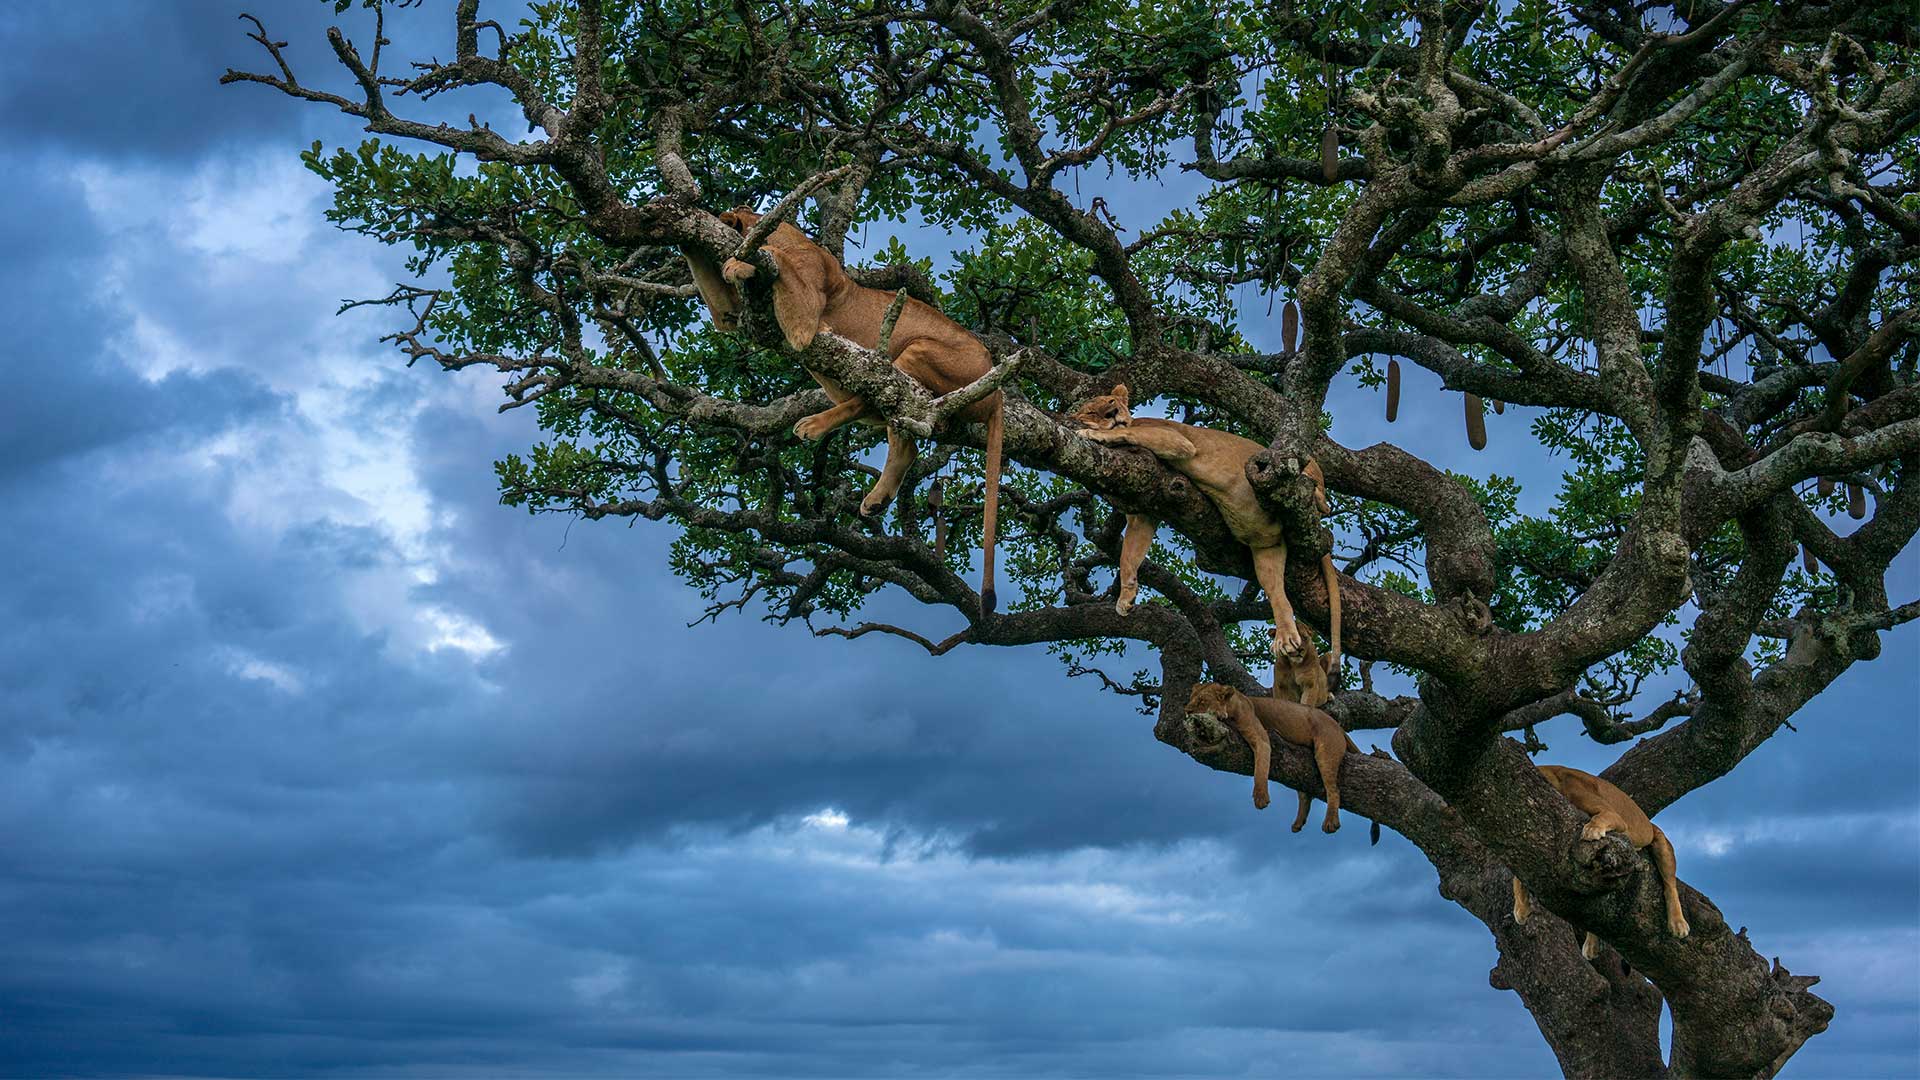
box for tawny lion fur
[1185,683,1356,833]
[1271,618,1333,707]
[1068,384,1340,670]
[1512,764,1690,958]
[684,209,1004,612]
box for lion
[1069,383,1340,670]
[1512,764,1690,958]
[1185,682,1369,837]
[683,209,1005,612]
[1271,618,1332,707]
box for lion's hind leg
[1312,729,1345,833]
[1650,830,1689,938]
[1116,515,1156,616]
[1512,876,1532,924]
[860,426,918,517]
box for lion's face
[719,206,760,234]
[1068,383,1133,430]
[1184,682,1240,718]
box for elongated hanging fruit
[1817,476,1834,498]
[1321,125,1339,182]
[1848,483,1867,520]
[1282,299,1299,354]
[1802,544,1817,574]
[1492,398,1505,415]
[1464,392,1487,450]
[1385,358,1401,422]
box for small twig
[876,289,909,356]
[736,164,859,260]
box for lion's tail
[980,397,1003,614]
[1321,552,1342,674]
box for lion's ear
[1112,383,1130,407]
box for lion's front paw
[1271,622,1304,659]
[1580,820,1610,842]
[1669,911,1690,939]
[860,489,893,517]
[1115,583,1137,617]
[1253,789,1269,810]
[721,257,757,283]
[794,414,834,441]
[1581,934,1601,961]
[1513,900,1531,925]
[1322,814,1340,834]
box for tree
[224,1,1918,1074]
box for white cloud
[803,808,851,830]
[1678,808,1919,858]
[217,646,304,694]
[74,151,511,668]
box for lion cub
[1271,618,1332,707]
[1069,384,1339,671]
[1185,683,1357,833]
[1512,764,1690,957]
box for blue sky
[1,3,1916,1077]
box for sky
[0,3,1916,1077]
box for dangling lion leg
[1116,514,1157,616]
[1224,705,1272,811]
[1650,830,1690,938]
[1512,876,1532,924]
[861,426,918,516]
[1313,731,1345,833]
[1252,545,1303,658]
[1292,790,1312,833]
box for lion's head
[1184,682,1243,719]
[719,206,761,234]
[1068,382,1133,430]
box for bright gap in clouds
[73,152,509,663]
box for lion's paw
[794,415,833,441]
[1669,912,1690,939]
[1271,623,1304,659]
[1580,821,1610,842]
[722,257,757,283]
[1322,815,1340,834]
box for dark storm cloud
[0,1,514,161]
[1,1,325,158]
